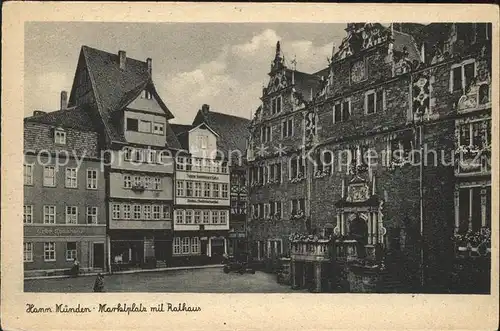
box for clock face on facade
[350,60,366,83]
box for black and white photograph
[1,3,499,331]
[19,20,494,295]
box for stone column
[454,189,460,233]
[468,188,473,231]
[372,213,378,245]
[480,187,487,228]
[340,213,345,235]
[315,262,322,293]
[291,261,298,289]
[367,213,372,244]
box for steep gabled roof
[286,69,323,98]
[170,123,192,151]
[192,108,251,155]
[71,46,178,146]
[24,106,96,132]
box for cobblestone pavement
[24,267,301,293]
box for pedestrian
[71,258,80,277]
[93,273,104,292]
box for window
[123,147,132,161]
[144,176,152,190]
[44,242,56,261]
[126,118,139,131]
[291,198,305,216]
[43,205,56,224]
[173,237,181,255]
[272,96,282,114]
[264,203,270,218]
[261,126,272,143]
[459,121,488,148]
[211,210,219,224]
[133,205,141,219]
[194,210,202,224]
[282,118,294,138]
[197,135,208,149]
[182,237,190,254]
[133,176,142,187]
[24,242,33,262]
[451,60,476,92]
[175,209,184,224]
[112,204,121,219]
[334,99,351,123]
[194,182,202,197]
[212,183,220,198]
[143,205,152,220]
[220,210,228,224]
[123,175,132,189]
[139,120,151,133]
[153,177,161,190]
[185,210,193,224]
[153,122,164,135]
[146,150,157,164]
[202,210,210,224]
[43,165,56,187]
[66,242,77,261]
[65,206,78,224]
[176,181,184,196]
[123,205,131,219]
[54,130,66,144]
[153,205,161,220]
[162,205,170,219]
[86,207,98,224]
[365,90,385,114]
[86,169,98,189]
[186,182,193,197]
[24,205,33,224]
[24,164,33,185]
[222,184,228,198]
[191,237,200,254]
[221,163,228,174]
[176,157,185,170]
[132,149,143,162]
[203,183,210,198]
[289,157,306,179]
[65,168,78,188]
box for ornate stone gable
[333,23,392,62]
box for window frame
[43,205,56,224]
[43,242,56,262]
[43,165,56,187]
[65,242,77,261]
[65,206,78,224]
[86,168,98,190]
[112,204,121,220]
[24,242,33,262]
[24,164,33,185]
[450,59,477,92]
[86,206,98,224]
[54,130,67,145]
[65,167,78,188]
[23,205,33,224]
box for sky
[25,22,347,124]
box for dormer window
[153,122,164,135]
[142,89,152,100]
[54,129,66,145]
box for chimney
[60,91,68,110]
[118,50,126,70]
[201,104,210,116]
[146,58,152,75]
[33,110,46,117]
